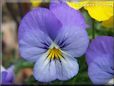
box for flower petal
[50,3,87,29]
[107,78,114,85]
[2,71,7,83]
[6,65,15,83]
[19,34,51,62]
[1,65,15,83]
[1,66,6,71]
[30,0,42,7]
[88,55,114,84]
[50,0,64,8]
[86,36,114,84]
[33,51,79,82]
[33,52,56,82]
[18,8,62,62]
[84,1,113,21]
[102,16,114,28]
[19,8,62,40]
[86,36,114,65]
[56,53,79,80]
[67,1,88,10]
[55,26,89,58]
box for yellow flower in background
[67,1,113,21]
[84,1,113,21]
[67,0,88,10]
[30,0,42,7]
[102,16,113,28]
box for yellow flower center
[48,47,63,60]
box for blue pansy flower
[86,36,114,85]
[18,3,89,82]
[1,65,15,84]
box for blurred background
[1,0,114,85]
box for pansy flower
[1,65,15,84]
[86,36,114,84]
[18,3,89,82]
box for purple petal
[86,36,114,65]
[6,65,15,83]
[18,8,62,62]
[50,0,65,8]
[1,65,14,84]
[2,71,7,83]
[88,55,114,84]
[50,3,87,29]
[55,26,89,58]
[86,36,114,84]
[19,29,52,62]
[19,8,62,40]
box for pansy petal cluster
[18,3,89,82]
[86,36,114,84]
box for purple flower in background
[18,3,89,82]
[86,36,114,85]
[1,65,15,84]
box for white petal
[1,65,6,72]
[33,52,56,82]
[107,78,114,85]
[33,51,79,82]
[56,53,79,80]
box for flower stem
[92,19,95,39]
